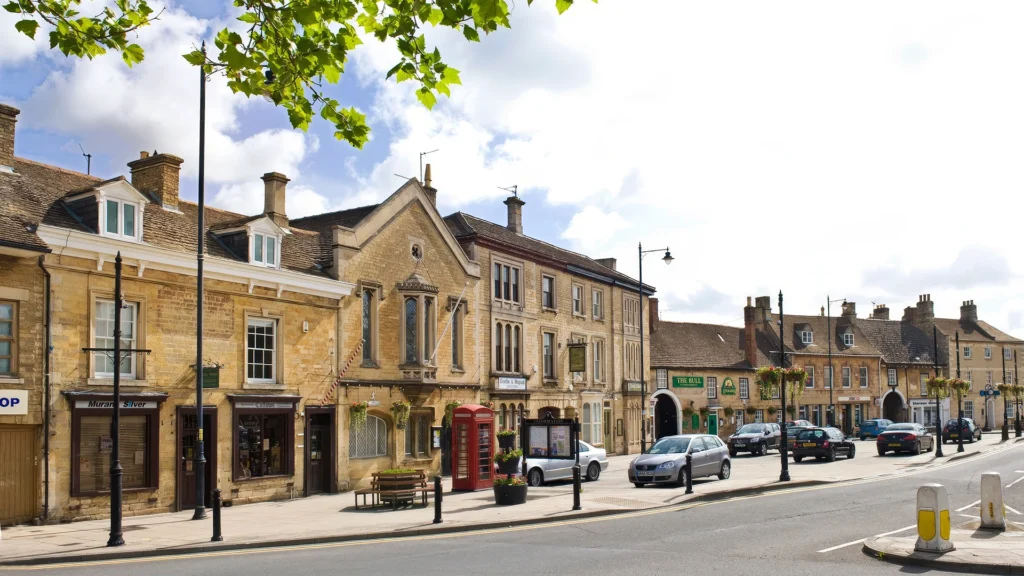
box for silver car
[628,434,731,487]
[523,441,610,486]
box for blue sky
[3,1,1024,335]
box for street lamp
[825,296,845,428]
[637,243,672,453]
[778,290,790,482]
[956,332,964,453]
[1003,350,1010,442]
[933,325,943,458]
[192,41,209,520]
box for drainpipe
[37,257,51,522]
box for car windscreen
[646,438,691,454]
[737,424,765,434]
[886,424,916,431]
[796,429,825,440]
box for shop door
[307,414,332,495]
[603,407,612,449]
[842,405,853,435]
[0,426,36,525]
[177,408,216,511]
[707,414,719,436]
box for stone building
[444,195,655,455]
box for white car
[523,440,609,486]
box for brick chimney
[0,104,18,169]
[649,297,659,334]
[504,195,525,235]
[744,296,758,366]
[960,300,978,323]
[916,294,934,322]
[422,163,437,206]
[903,306,917,323]
[128,151,184,210]
[596,258,617,271]
[841,301,857,325]
[871,304,890,320]
[261,172,289,228]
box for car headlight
[656,461,676,470]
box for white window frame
[843,332,854,346]
[1006,347,1014,360]
[739,377,749,399]
[246,317,278,383]
[985,347,992,359]
[736,410,744,427]
[805,366,815,388]
[251,233,280,269]
[755,409,764,423]
[842,367,851,388]
[888,368,897,387]
[963,400,974,421]
[593,339,605,382]
[94,299,139,379]
[859,366,869,388]
[707,377,718,399]
[801,330,813,344]
[920,373,928,397]
[656,368,667,390]
[964,346,972,359]
[572,284,584,316]
[592,289,603,319]
[102,199,142,242]
[825,367,833,389]
[350,414,388,459]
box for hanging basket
[682,407,694,418]
[349,402,368,427]
[925,377,950,400]
[444,401,462,426]
[783,367,809,385]
[497,429,517,450]
[390,401,411,430]
[947,379,970,398]
[745,406,756,416]
[723,407,734,417]
[767,406,777,416]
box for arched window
[350,414,387,458]
[404,297,418,364]
[510,404,518,433]
[361,290,373,361]
[499,404,508,429]
[495,322,503,371]
[518,403,526,431]
[504,324,512,372]
[582,402,592,443]
[592,403,602,445]
[512,325,521,373]
[424,297,434,364]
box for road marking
[956,499,981,512]
[959,513,976,519]
[817,524,916,553]
[1007,505,1022,515]
[1006,475,1024,489]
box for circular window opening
[411,244,423,260]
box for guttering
[37,256,51,522]
[565,264,655,296]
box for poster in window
[431,426,442,448]
[529,426,548,457]
[549,425,570,457]
[134,450,144,465]
[99,435,113,454]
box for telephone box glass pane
[478,423,491,480]
[455,423,469,480]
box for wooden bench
[354,470,432,510]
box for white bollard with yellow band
[915,483,954,553]
[980,472,1006,530]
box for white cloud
[0,8,48,65]
[561,206,628,252]
[212,180,333,219]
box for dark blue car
[857,419,893,440]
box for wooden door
[307,418,330,495]
[177,408,216,511]
[0,426,36,525]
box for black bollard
[572,465,582,511]
[211,489,223,542]
[684,454,693,494]
[433,475,443,524]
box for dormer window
[104,199,140,240]
[252,233,278,268]
[65,178,149,243]
[843,332,854,346]
[801,330,813,344]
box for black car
[727,423,781,456]
[942,418,981,444]
[876,423,934,455]
[791,427,855,462]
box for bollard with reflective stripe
[980,472,1006,531]
[915,484,954,553]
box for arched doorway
[653,392,679,439]
[537,406,560,419]
[882,390,904,422]
[986,398,996,429]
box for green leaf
[442,66,462,85]
[182,49,206,66]
[4,2,23,14]
[323,64,340,84]
[14,18,38,39]
[427,8,443,26]
[416,87,437,110]
[462,26,480,42]
[238,12,259,24]
[555,0,573,14]
[121,43,144,67]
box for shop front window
[236,413,288,478]
[78,415,151,492]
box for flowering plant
[390,401,411,430]
[349,401,368,427]
[493,476,527,487]
[925,377,949,400]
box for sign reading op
[673,376,704,388]
[521,415,578,460]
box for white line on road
[1006,475,1024,489]
[959,513,976,519]
[817,524,916,553]
[1007,505,1022,515]
[956,499,981,512]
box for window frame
[888,368,897,387]
[93,298,141,380]
[349,413,389,459]
[572,283,584,316]
[859,366,869,388]
[824,366,833,389]
[492,261,522,305]
[101,198,143,242]
[542,275,556,310]
[360,286,379,367]
[246,317,278,384]
[1006,347,1013,360]
[739,377,749,400]
[494,321,523,373]
[250,233,281,269]
[963,400,974,421]
[0,300,17,376]
[805,365,815,388]
[842,367,851,388]
[964,346,972,359]
[707,376,718,399]
[656,368,667,390]
[843,332,855,347]
[450,303,464,371]
[592,288,604,320]
[801,330,813,344]
[985,347,992,359]
[593,338,605,383]
[233,409,294,480]
[542,331,556,379]
[404,411,433,459]
[755,409,764,423]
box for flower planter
[497,435,516,450]
[496,458,521,475]
[493,483,528,506]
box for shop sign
[234,401,293,409]
[625,381,642,392]
[201,367,219,389]
[497,377,527,390]
[75,400,154,410]
[0,390,28,415]
[721,378,736,396]
[838,396,871,402]
[673,376,703,388]
[909,399,933,407]
[568,343,587,373]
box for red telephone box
[450,404,494,491]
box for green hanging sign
[691,413,700,429]
[721,378,736,396]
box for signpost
[522,413,580,510]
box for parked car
[523,440,609,486]
[876,423,934,455]
[727,422,781,456]
[857,419,893,440]
[628,434,730,488]
[791,427,855,462]
[942,418,982,444]
[786,426,813,451]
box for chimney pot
[128,152,184,210]
[0,103,21,168]
[261,172,290,228]
[503,195,525,235]
[960,299,978,323]
[915,294,935,322]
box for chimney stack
[743,297,758,367]
[596,258,617,271]
[871,304,890,320]
[841,301,857,323]
[0,104,18,169]
[262,172,290,228]
[649,297,659,334]
[903,306,917,323]
[504,195,525,235]
[422,163,437,206]
[754,295,772,325]
[960,300,978,323]
[128,151,184,210]
[916,294,934,322]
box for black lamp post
[1002,351,1010,442]
[108,254,125,545]
[933,325,943,458]
[778,290,790,482]
[825,296,844,427]
[956,332,964,453]
[637,242,673,453]
[192,41,208,520]
[1016,350,1022,438]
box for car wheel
[759,441,768,456]
[718,461,731,480]
[969,434,975,444]
[677,468,688,488]
[877,447,885,456]
[860,435,867,441]
[914,441,921,455]
[847,445,856,459]
[586,462,601,482]
[633,482,646,488]
[826,446,836,462]
[794,455,803,463]
[527,468,544,487]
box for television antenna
[498,185,518,197]
[419,149,439,182]
[78,143,92,175]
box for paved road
[16,441,1024,576]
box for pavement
[865,524,1024,574]
[0,433,1015,568]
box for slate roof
[858,319,942,366]
[0,158,101,252]
[932,318,1023,344]
[443,212,653,291]
[768,314,883,357]
[650,321,772,369]
[289,203,381,265]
